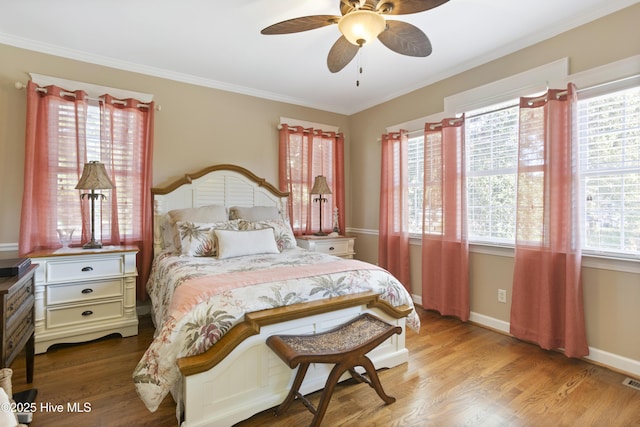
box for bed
[133,164,420,427]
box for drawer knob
[81,288,94,294]
[81,310,93,317]
[329,246,335,251]
[81,266,94,272]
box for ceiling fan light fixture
[338,10,386,47]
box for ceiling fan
[261,0,449,73]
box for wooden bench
[266,313,402,426]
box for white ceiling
[0,0,635,115]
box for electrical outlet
[498,289,507,303]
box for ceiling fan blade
[261,15,340,35]
[327,36,359,73]
[378,20,432,57]
[376,0,449,15]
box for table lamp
[310,175,332,236]
[75,161,114,249]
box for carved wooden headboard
[151,164,289,255]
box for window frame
[576,83,640,257]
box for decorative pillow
[168,205,227,249]
[235,219,297,251]
[229,206,280,221]
[176,221,233,257]
[158,214,175,251]
[215,228,280,259]
[257,219,297,251]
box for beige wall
[0,44,350,247]
[349,4,640,368]
[0,5,638,370]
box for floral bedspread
[133,248,419,412]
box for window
[465,102,519,243]
[279,124,345,235]
[56,103,137,241]
[404,84,639,257]
[407,134,424,234]
[288,134,335,231]
[578,86,640,255]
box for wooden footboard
[177,291,412,427]
[178,291,412,376]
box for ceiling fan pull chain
[356,48,363,87]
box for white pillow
[229,206,280,221]
[168,205,228,224]
[215,228,280,259]
[236,219,297,251]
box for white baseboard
[136,300,151,317]
[469,311,510,334]
[411,293,421,306]
[585,347,640,378]
[470,312,640,378]
[414,302,640,378]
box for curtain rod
[14,81,162,111]
[426,117,464,130]
[507,73,640,107]
[277,124,341,137]
[524,90,566,106]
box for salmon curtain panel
[19,82,155,300]
[422,117,470,321]
[278,124,345,235]
[378,130,411,291]
[510,84,589,358]
[20,82,89,253]
[99,95,155,300]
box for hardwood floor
[9,308,640,426]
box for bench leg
[357,356,396,405]
[310,362,350,427]
[275,363,310,416]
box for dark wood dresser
[0,265,36,383]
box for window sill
[409,236,639,274]
[582,253,640,274]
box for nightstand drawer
[313,240,349,255]
[47,300,123,329]
[47,279,123,305]
[47,257,123,282]
[296,236,356,259]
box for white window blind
[55,102,88,230]
[56,103,137,241]
[407,135,424,234]
[465,102,519,243]
[578,85,640,255]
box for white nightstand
[296,235,356,259]
[27,245,138,353]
